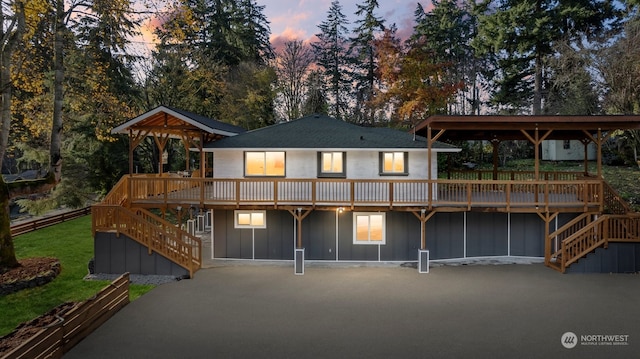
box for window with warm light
[245,151,285,176]
[380,152,408,175]
[318,152,346,177]
[234,210,267,229]
[353,212,386,245]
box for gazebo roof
[413,115,640,141]
[111,106,245,142]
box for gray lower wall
[213,210,575,262]
[94,232,189,277]
[566,242,640,273]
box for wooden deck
[106,173,604,213]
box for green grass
[0,216,155,337]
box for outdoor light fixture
[337,207,344,213]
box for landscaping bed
[0,258,61,296]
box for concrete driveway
[64,263,640,359]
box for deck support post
[289,208,312,249]
[412,209,437,250]
[538,211,559,267]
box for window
[353,212,386,245]
[318,152,346,177]
[379,152,408,175]
[234,210,266,229]
[245,152,285,176]
[563,140,571,150]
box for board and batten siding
[212,210,574,262]
[211,149,437,179]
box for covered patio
[415,114,640,180]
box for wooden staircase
[92,177,202,277]
[548,181,640,273]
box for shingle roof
[111,105,245,136]
[164,106,246,135]
[204,114,456,150]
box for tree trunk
[0,1,26,269]
[50,0,65,184]
[533,51,543,115]
[0,176,18,270]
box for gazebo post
[128,129,134,176]
[200,133,206,177]
[581,139,590,176]
[534,128,539,180]
[491,139,500,180]
[427,126,432,204]
[597,128,603,178]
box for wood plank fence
[10,207,91,237]
[1,273,130,359]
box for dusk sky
[260,0,430,48]
[138,0,430,52]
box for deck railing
[101,176,130,206]
[551,214,640,272]
[445,170,586,181]
[91,204,201,277]
[120,175,603,211]
[602,180,632,214]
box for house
[542,140,597,161]
[93,109,640,277]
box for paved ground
[65,263,640,359]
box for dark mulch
[0,257,61,296]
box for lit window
[353,212,386,245]
[245,152,285,176]
[380,152,408,175]
[318,152,346,177]
[234,210,266,229]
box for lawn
[0,215,155,337]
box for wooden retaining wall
[1,273,130,359]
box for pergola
[414,115,640,180]
[111,106,245,177]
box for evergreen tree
[349,0,385,124]
[312,0,351,119]
[473,0,619,114]
[413,0,479,114]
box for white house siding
[212,151,244,178]
[212,149,438,180]
[542,140,596,161]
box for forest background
[1,0,640,217]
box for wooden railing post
[274,180,279,207]
[236,181,241,207]
[350,181,355,209]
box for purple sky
[138,0,430,53]
[262,0,429,49]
